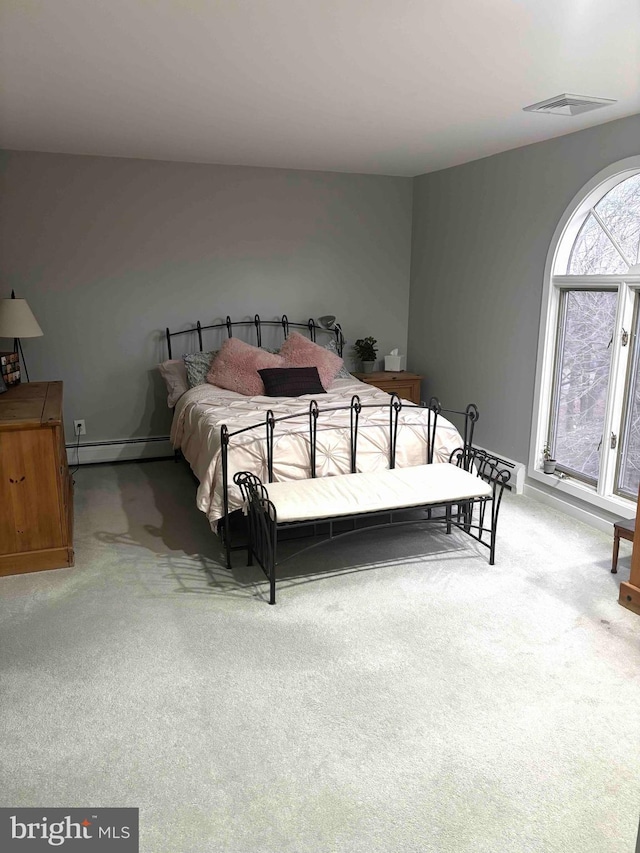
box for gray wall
[3,114,637,465]
[408,113,640,464]
[0,151,413,443]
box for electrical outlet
[73,419,86,436]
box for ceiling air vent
[523,93,617,116]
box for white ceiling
[1,0,639,177]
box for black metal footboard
[220,396,479,569]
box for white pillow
[158,359,189,407]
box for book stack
[0,351,21,386]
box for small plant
[353,336,378,363]
[542,442,557,474]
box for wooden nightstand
[352,371,423,405]
[0,381,74,575]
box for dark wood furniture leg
[619,494,640,616]
[612,518,635,573]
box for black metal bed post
[196,321,203,353]
[308,318,316,343]
[254,314,262,348]
[221,425,232,569]
[459,404,479,527]
[168,326,178,461]
[226,316,233,339]
[350,395,361,473]
[308,400,319,478]
[266,410,275,482]
[389,393,401,469]
[425,398,441,519]
[281,314,289,340]
[427,397,441,464]
[463,404,479,468]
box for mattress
[170,376,463,529]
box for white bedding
[170,376,463,529]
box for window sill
[527,466,635,517]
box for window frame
[548,286,620,487]
[614,295,640,500]
[530,157,640,516]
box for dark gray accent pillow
[258,366,326,397]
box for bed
[171,375,466,524]
[160,315,476,568]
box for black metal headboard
[165,315,344,359]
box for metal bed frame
[164,315,510,599]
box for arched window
[531,158,640,513]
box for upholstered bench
[234,453,510,604]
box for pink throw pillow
[206,337,284,396]
[279,331,343,390]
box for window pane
[595,174,640,268]
[551,290,617,481]
[617,303,640,498]
[567,213,628,275]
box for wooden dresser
[619,481,640,616]
[0,381,74,575]
[352,371,423,405]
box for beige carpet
[1,459,639,853]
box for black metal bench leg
[489,500,497,565]
[246,513,254,568]
[464,500,472,533]
[269,528,277,605]
[224,518,232,570]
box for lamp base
[14,337,29,383]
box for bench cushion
[264,463,492,523]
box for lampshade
[0,298,43,338]
[318,315,336,329]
